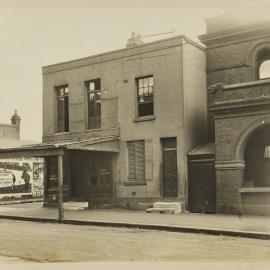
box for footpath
[0,202,270,240]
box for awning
[0,136,119,159]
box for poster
[0,157,44,199]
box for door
[162,138,178,197]
[88,154,113,203]
[188,160,216,213]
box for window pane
[143,87,149,95]
[260,60,270,79]
[89,82,95,91]
[139,87,144,97]
[149,76,153,86]
[148,86,153,94]
[143,78,148,87]
[138,79,143,88]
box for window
[259,60,270,79]
[257,48,270,79]
[56,85,69,133]
[127,140,145,181]
[86,79,101,129]
[136,76,154,117]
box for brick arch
[233,117,270,161]
[248,41,270,80]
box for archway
[243,124,270,188]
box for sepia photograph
[0,0,270,269]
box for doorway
[161,138,178,197]
[188,160,216,213]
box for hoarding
[0,157,44,199]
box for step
[63,201,88,210]
[147,202,182,214]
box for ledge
[240,187,270,193]
[133,115,156,123]
[223,78,270,90]
[123,181,147,186]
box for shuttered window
[128,140,145,181]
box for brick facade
[200,13,270,215]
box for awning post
[58,154,64,223]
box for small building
[0,111,44,200]
[39,34,207,210]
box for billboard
[0,157,44,199]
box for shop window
[86,79,101,129]
[257,48,270,79]
[127,140,145,181]
[56,85,69,133]
[136,76,154,117]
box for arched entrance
[244,124,270,188]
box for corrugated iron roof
[187,143,215,156]
[0,135,119,152]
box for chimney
[126,31,144,48]
[11,110,21,139]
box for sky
[0,5,227,141]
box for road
[0,219,270,263]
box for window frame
[85,78,101,130]
[135,75,154,118]
[55,85,69,133]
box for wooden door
[88,154,113,202]
[188,160,216,213]
[162,138,178,197]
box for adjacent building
[198,12,270,215]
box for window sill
[133,115,156,123]
[54,131,69,135]
[123,181,147,186]
[85,128,102,132]
[240,187,270,193]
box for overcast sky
[0,6,227,141]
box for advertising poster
[0,157,44,199]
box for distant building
[0,111,43,200]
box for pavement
[0,202,270,240]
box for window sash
[87,79,101,129]
[136,76,154,117]
[56,86,69,133]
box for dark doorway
[188,160,216,213]
[70,151,113,204]
[244,124,270,188]
[161,138,178,197]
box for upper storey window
[86,79,101,129]
[136,76,154,117]
[259,60,270,79]
[257,48,270,79]
[56,85,69,133]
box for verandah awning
[0,135,119,159]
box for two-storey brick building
[41,35,207,209]
[198,12,270,215]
